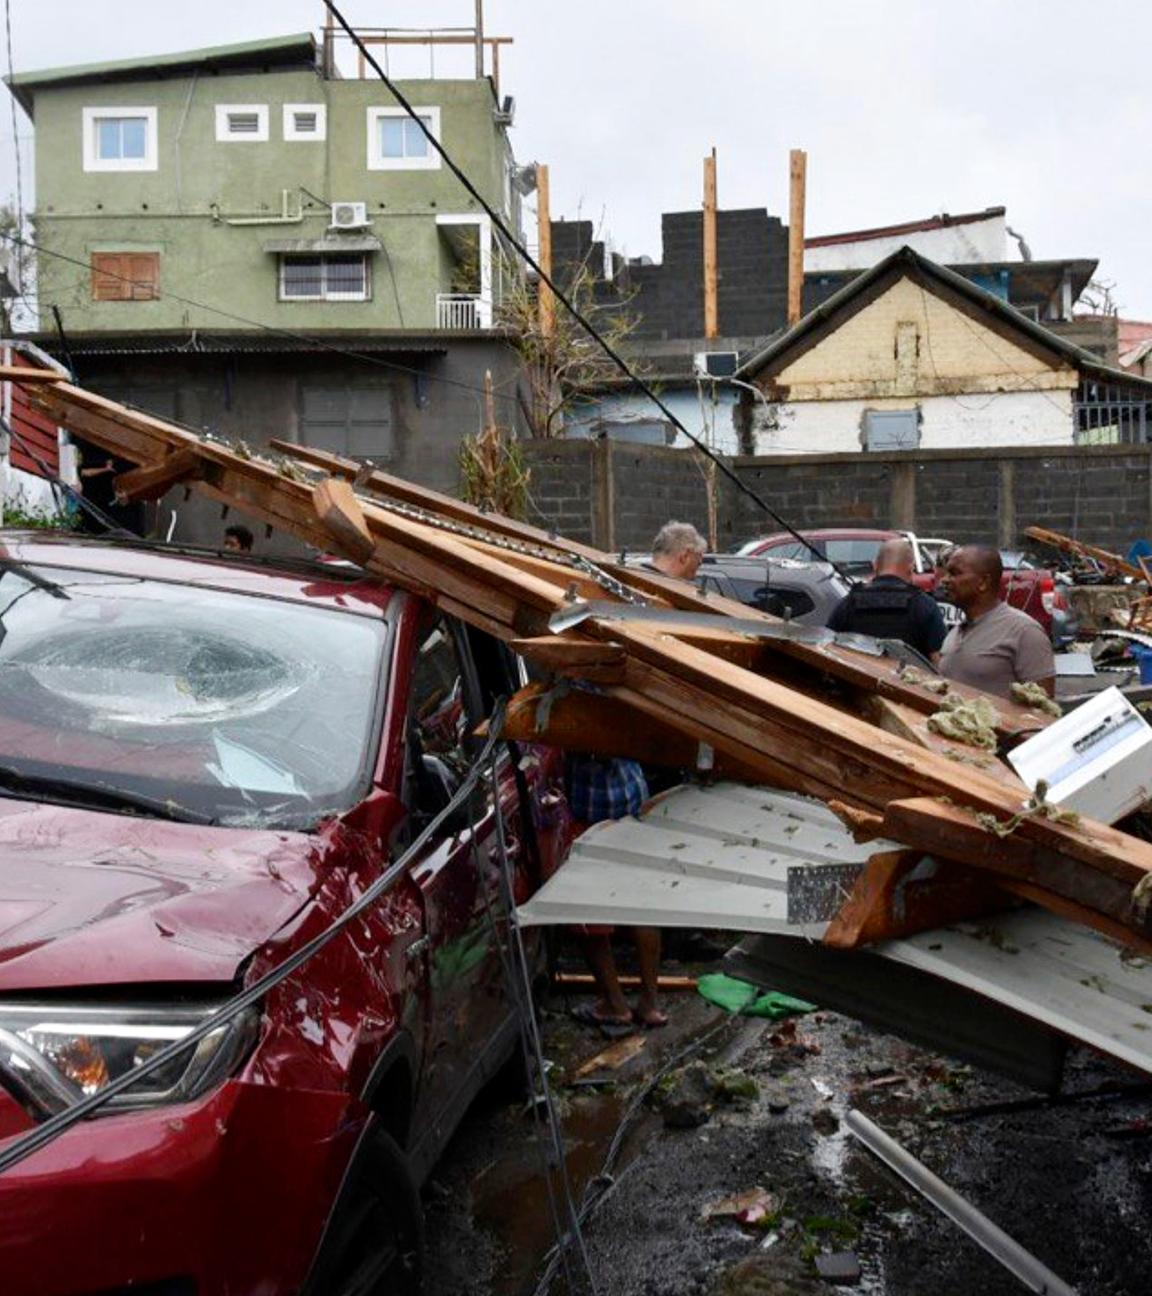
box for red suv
[737,528,1072,641]
[0,533,566,1295]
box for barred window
[279,254,369,302]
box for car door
[400,607,521,1147]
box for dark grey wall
[550,209,790,342]
[68,339,522,549]
[522,440,1152,554]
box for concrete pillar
[998,460,1016,549]
[591,436,615,552]
[890,461,916,530]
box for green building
[5,31,531,522]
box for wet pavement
[423,955,1152,1295]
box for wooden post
[703,149,719,340]
[788,148,807,326]
[537,164,555,339]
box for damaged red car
[0,533,567,1295]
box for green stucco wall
[29,67,516,332]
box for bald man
[826,537,947,661]
[939,544,1055,698]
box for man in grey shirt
[939,545,1056,698]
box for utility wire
[0,230,519,410]
[3,0,23,244]
[321,0,833,568]
[0,706,510,1178]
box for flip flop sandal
[571,1003,635,1038]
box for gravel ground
[423,960,1152,1296]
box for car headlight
[0,1001,260,1118]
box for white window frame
[283,103,327,142]
[278,254,371,304]
[367,106,441,171]
[82,106,158,172]
[215,104,270,143]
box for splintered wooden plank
[113,449,205,503]
[501,681,769,783]
[508,638,627,684]
[272,435,1047,739]
[1025,525,1142,580]
[823,850,1012,949]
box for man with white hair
[649,521,707,582]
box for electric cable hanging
[0,704,510,1178]
[0,231,518,410]
[320,0,836,571]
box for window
[215,104,269,142]
[91,252,160,302]
[367,106,441,170]
[279,254,370,302]
[863,408,920,451]
[283,103,326,141]
[82,107,157,172]
[300,384,394,461]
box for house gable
[766,276,1079,403]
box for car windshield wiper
[0,766,217,826]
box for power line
[0,230,520,410]
[320,0,831,565]
[2,0,23,290]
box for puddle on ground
[471,1090,659,1296]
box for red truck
[0,532,568,1295]
[736,528,1075,643]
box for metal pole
[846,1110,1078,1296]
[474,0,485,79]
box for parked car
[735,528,1076,644]
[0,532,568,1296]
[695,554,852,625]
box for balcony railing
[436,293,490,329]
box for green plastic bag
[696,972,816,1019]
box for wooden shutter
[91,252,160,301]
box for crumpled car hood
[0,796,328,991]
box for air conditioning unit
[329,201,371,231]
[693,351,739,379]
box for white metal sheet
[518,782,1152,1075]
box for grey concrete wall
[68,337,523,549]
[521,440,1152,554]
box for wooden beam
[0,366,67,383]
[313,477,376,564]
[824,850,1012,949]
[537,163,555,338]
[113,448,203,503]
[508,637,627,684]
[1024,525,1142,580]
[703,148,718,340]
[787,148,807,326]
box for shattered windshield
[0,564,387,829]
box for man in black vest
[826,538,946,662]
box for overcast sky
[2,1,1149,315]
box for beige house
[738,247,1152,454]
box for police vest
[840,582,918,641]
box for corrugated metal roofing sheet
[519,782,1152,1076]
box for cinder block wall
[521,440,1152,553]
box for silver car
[694,554,852,625]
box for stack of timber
[10,367,1152,956]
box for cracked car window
[0,565,387,828]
